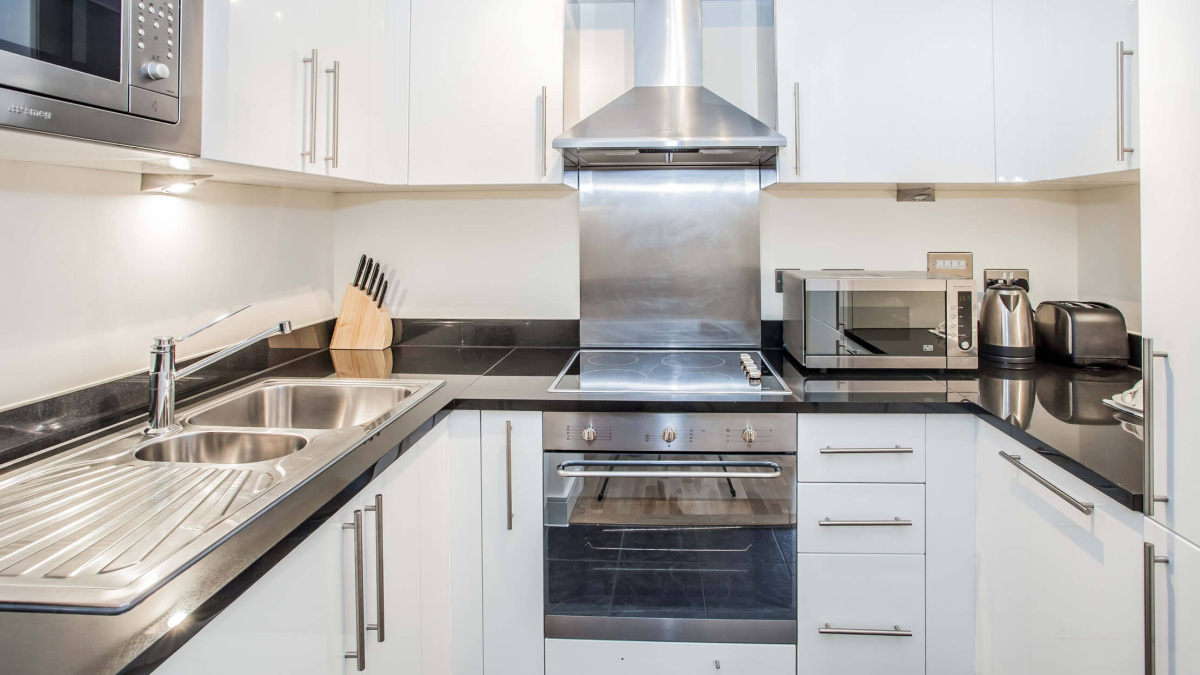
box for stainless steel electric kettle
[979,283,1036,367]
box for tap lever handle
[176,304,252,343]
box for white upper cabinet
[974,424,1143,675]
[775,0,996,183]
[408,0,564,186]
[202,0,406,183]
[202,0,320,174]
[994,0,1139,182]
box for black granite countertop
[0,340,1147,674]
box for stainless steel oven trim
[804,278,950,293]
[803,354,953,369]
[0,0,132,112]
[546,350,793,395]
[0,0,201,155]
[545,615,798,645]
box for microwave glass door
[806,288,948,358]
[544,452,797,627]
[0,0,129,110]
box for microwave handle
[557,459,782,480]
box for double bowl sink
[0,377,443,611]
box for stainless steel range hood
[554,0,786,169]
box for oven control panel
[128,0,181,121]
[543,413,798,454]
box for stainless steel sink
[134,430,307,464]
[0,376,443,611]
[186,382,419,430]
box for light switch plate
[927,252,973,278]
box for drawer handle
[819,517,912,527]
[999,451,1094,515]
[820,445,913,454]
[820,623,913,637]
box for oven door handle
[556,459,783,479]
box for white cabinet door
[158,499,356,675]
[1145,519,1200,675]
[409,0,564,186]
[994,0,1139,182]
[480,411,545,675]
[775,0,995,183]
[365,431,427,674]
[975,423,1143,675]
[314,0,408,184]
[418,411,485,675]
[1141,0,1200,547]
[201,0,320,174]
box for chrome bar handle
[302,49,318,163]
[557,460,783,480]
[793,82,801,176]
[541,85,548,178]
[364,494,384,643]
[325,61,341,168]
[1117,41,1135,160]
[820,446,913,455]
[1145,542,1170,675]
[505,421,514,531]
[1144,338,1171,517]
[819,517,912,527]
[819,623,912,637]
[343,510,366,671]
[1000,452,1094,515]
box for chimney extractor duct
[554,0,786,170]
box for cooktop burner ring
[661,354,727,369]
[673,371,739,386]
[586,353,641,367]
[581,369,650,386]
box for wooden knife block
[330,284,393,351]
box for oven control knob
[143,61,171,81]
[960,340,971,350]
[742,427,758,443]
[581,425,597,442]
[662,427,677,443]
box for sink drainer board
[0,377,443,610]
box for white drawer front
[797,414,926,483]
[796,554,925,675]
[545,638,796,675]
[797,483,925,554]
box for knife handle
[373,274,384,302]
[352,254,366,287]
[367,263,380,295]
[361,258,374,289]
[377,281,388,309]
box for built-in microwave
[781,270,978,370]
[0,0,201,154]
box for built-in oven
[781,269,979,370]
[543,412,798,644]
[0,0,201,154]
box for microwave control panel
[128,0,180,121]
[947,279,978,359]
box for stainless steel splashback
[579,169,761,348]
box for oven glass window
[806,289,948,358]
[0,0,122,81]
[544,453,797,623]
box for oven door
[803,277,950,368]
[544,451,797,644]
[0,0,130,111]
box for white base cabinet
[1145,519,1200,675]
[545,639,795,675]
[974,423,1143,675]
[159,414,482,675]
[480,411,545,675]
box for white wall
[0,161,336,410]
[333,190,580,319]
[1077,184,1141,331]
[333,187,1087,321]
